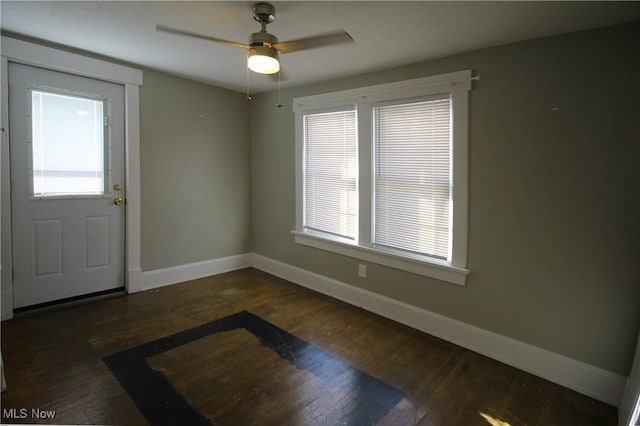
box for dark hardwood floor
[1,268,617,425]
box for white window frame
[293,70,472,286]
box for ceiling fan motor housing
[249,31,278,47]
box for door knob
[113,197,123,206]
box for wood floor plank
[1,268,617,425]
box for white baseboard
[250,253,626,407]
[1,288,13,320]
[141,253,252,291]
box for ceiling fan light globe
[248,48,280,74]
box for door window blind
[304,109,357,239]
[373,97,451,259]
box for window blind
[373,97,451,259]
[304,109,357,239]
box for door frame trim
[1,36,144,319]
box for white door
[9,63,125,308]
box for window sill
[291,230,469,286]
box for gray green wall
[140,70,250,271]
[250,22,640,376]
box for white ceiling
[2,1,639,93]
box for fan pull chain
[276,71,282,108]
[245,51,252,101]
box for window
[294,71,472,285]
[30,89,107,198]
[373,97,451,259]
[304,109,357,240]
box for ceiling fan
[156,2,354,75]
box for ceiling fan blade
[274,30,354,54]
[156,25,248,50]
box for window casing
[294,71,472,285]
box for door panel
[9,63,125,308]
[33,218,63,277]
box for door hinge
[104,115,111,127]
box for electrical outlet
[358,264,367,278]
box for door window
[30,89,107,197]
